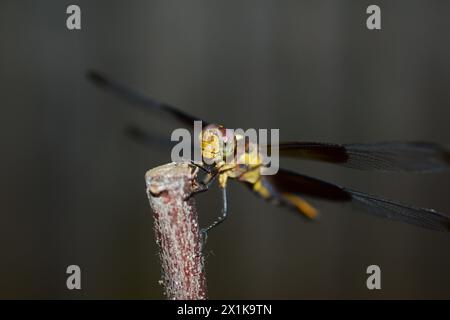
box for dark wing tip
[86,70,108,87]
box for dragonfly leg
[200,186,228,243]
[189,160,213,174]
[184,171,217,201]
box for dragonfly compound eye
[200,124,235,163]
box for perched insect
[88,70,450,235]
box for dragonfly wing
[125,124,176,149]
[248,168,350,220]
[87,70,210,127]
[253,168,450,232]
[125,124,199,155]
[271,141,450,173]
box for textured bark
[145,162,207,300]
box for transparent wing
[87,70,210,127]
[270,141,450,173]
[254,168,450,232]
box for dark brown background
[1,0,449,299]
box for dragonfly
[88,70,450,236]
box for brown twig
[145,162,207,300]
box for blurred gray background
[1,0,449,299]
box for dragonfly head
[200,124,235,164]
